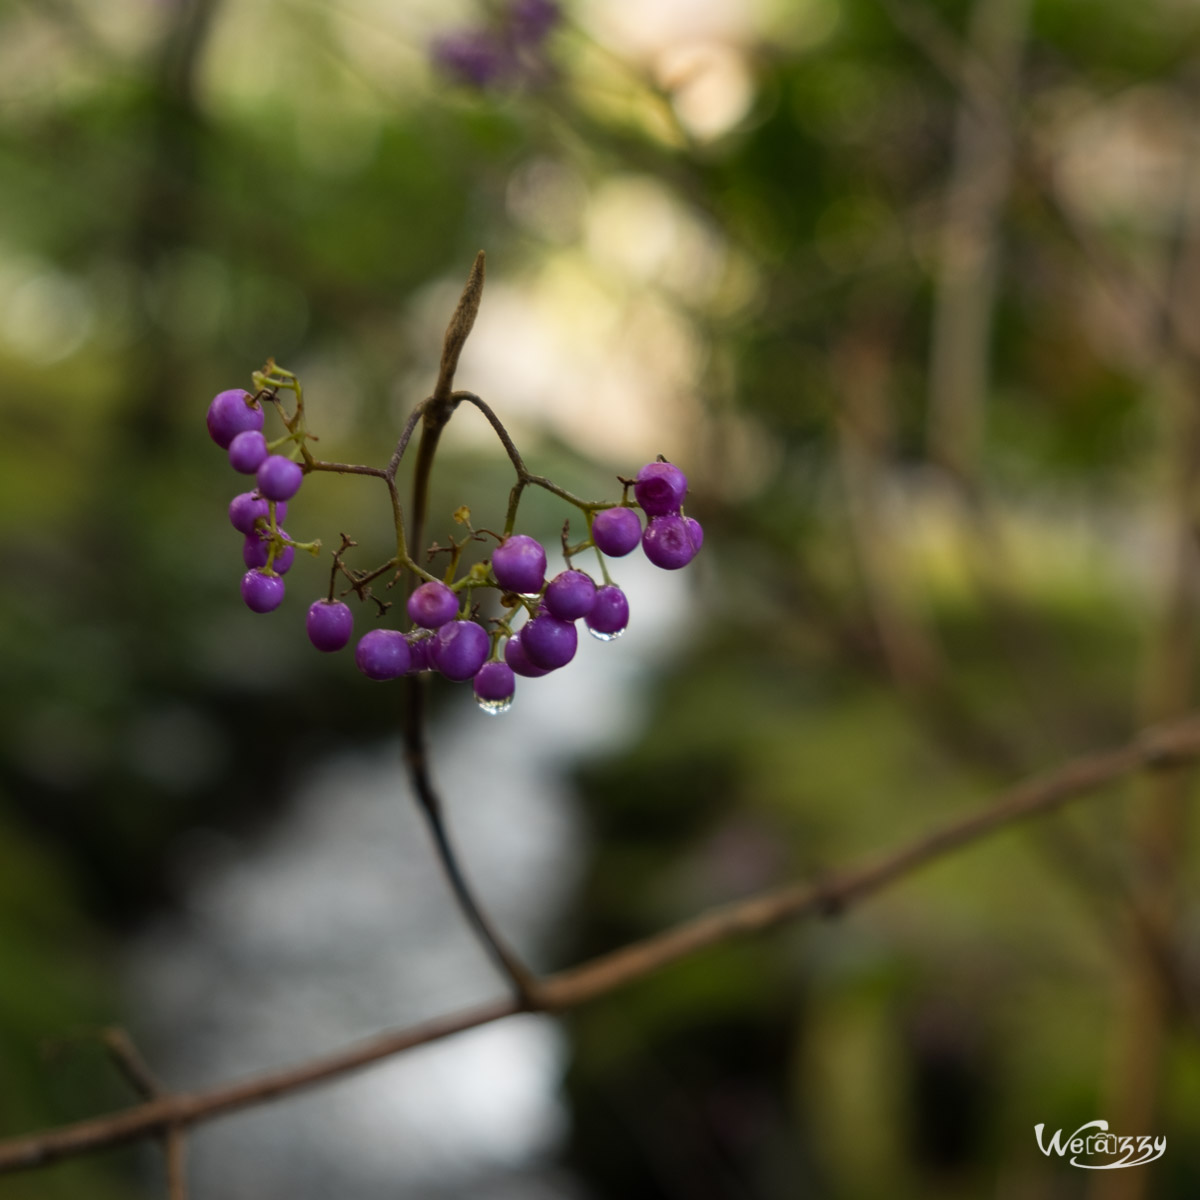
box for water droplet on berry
[476,695,514,716]
[587,627,624,642]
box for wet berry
[634,461,687,517]
[407,580,460,629]
[521,613,577,670]
[207,389,263,449]
[591,507,642,557]
[257,455,304,502]
[544,570,596,620]
[355,629,411,680]
[430,620,490,681]
[642,514,699,570]
[585,585,629,640]
[241,569,285,614]
[492,534,546,594]
[306,600,353,652]
[229,430,269,474]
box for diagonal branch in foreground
[4,713,1200,1175]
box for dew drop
[476,695,514,716]
[588,627,625,642]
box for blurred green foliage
[3,0,1200,1195]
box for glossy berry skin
[504,631,550,678]
[257,455,304,502]
[355,629,411,681]
[585,585,629,637]
[473,661,516,703]
[591,507,642,557]
[306,600,353,652]
[207,389,263,449]
[406,633,434,673]
[634,461,688,517]
[544,570,596,620]
[407,580,459,629]
[521,613,578,670]
[241,568,285,613]
[491,534,547,594]
[685,516,704,551]
[243,528,295,574]
[229,430,269,474]
[430,620,490,681]
[642,514,700,570]
[229,491,286,535]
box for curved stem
[397,259,542,1009]
[402,676,541,1006]
[455,391,617,515]
[386,401,427,481]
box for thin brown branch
[6,712,1200,1175]
[100,1027,188,1200]
[385,399,428,480]
[401,671,544,1008]
[927,0,1028,484]
[453,391,528,475]
[396,259,542,1009]
[833,322,943,692]
[102,1028,162,1101]
[165,1127,188,1200]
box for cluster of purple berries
[209,378,701,716]
[206,388,307,614]
[432,0,559,89]
[348,459,701,716]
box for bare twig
[1093,171,1200,1200]
[101,1028,188,1200]
[400,256,543,1009]
[833,322,942,692]
[927,0,1028,485]
[5,712,1200,1175]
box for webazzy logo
[1035,1121,1166,1169]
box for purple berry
[634,461,688,517]
[257,455,304,502]
[430,620,490,681]
[407,580,460,629]
[510,0,560,43]
[591,507,642,557]
[544,570,596,620]
[585,585,629,640]
[241,568,285,614]
[491,534,547,595]
[306,600,353,652]
[207,389,263,449]
[406,632,435,673]
[505,631,551,678]
[685,516,704,551]
[521,613,577,670]
[229,491,286,535]
[355,629,411,681]
[473,662,516,714]
[229,430,269,474]
[642,514,700,570]
[432,29,510,87]
[242,528,295,574]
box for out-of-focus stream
[125,558,693,1198]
